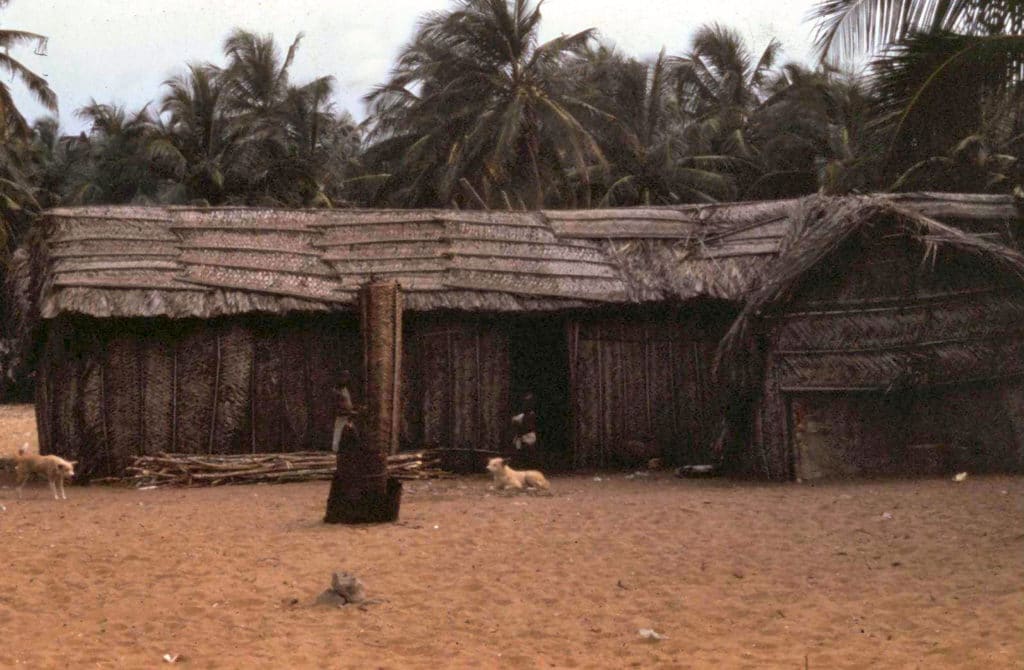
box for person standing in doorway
[331,370,357,453]
[510,392,539,467]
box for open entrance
[507,316,571,471]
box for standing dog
[486,457,549,491]
[13,445,76,500]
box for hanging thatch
[717,195,1024,400]
[712,194,1024,479]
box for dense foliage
[0,0,1020,243]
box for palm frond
[811,0,1024,64]
[871,30,1024,162]
[0,51,57,111]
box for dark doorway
[507,316,571,471]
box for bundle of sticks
[98,450,446,488]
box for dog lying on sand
[13,444,76,500]
[486,457,549,491]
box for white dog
[486,457,549,491]
[12,445,76,500]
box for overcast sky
[5,0,823,134]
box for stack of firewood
[97,450,445,488]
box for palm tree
[671,24,782,197]
[0,129,39,251]
[812,0,1024,65]
[363,0,608,208]
[149,29,356,207]
[678,24,780,106]
[23,117,89,208]
[70,101,160,204]
[216,29,303,203]
[573,45,735,204]
[216,28,358,206]
[220,29,301,124]
[868,29,1024,166]
[280,76,361,206]
[0,0,58,252]
[811,1,1024,179]
[0,0,57,138]
[748,63,877,196]
[888,133,1020,192]
[153,63,231,203]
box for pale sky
[4,0,823,134]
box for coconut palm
[214,28,357,206]
[812,0,1024,65]
[219,28,302,150]
[888,133,1020,192]
[217,30,300,203]
[23,117,91,208]
[573,45,736,204]
[811,1,1024,180]
[280,76,361,206]
[677,24,781,109]
[671,24,782,196]
[152,63,232,204]
[867,29,1024,167]
[748,63,878,196]
[363,0,609,208]
[148,29,355,206]
[0,0,58,253]
[0,131,38,251]
[70,101,160,204]
[0,0,57,138]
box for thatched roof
[715,194,1024,403]
[31,206,628,319]
[557,193,1021,302]
[14,193,1021,324]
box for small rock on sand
[316,571,370,607]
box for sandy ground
[1,404,1022,669]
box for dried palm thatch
[717,195,1024,400]
[12,194,1021,335]
[28,206,628,325]
[713,194,1024,478]
[552,193,1021,303]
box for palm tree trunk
[324,281,403,524]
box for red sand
[1,405,1022,669]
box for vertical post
[363,280,403,458]
[389,292,403,456]
[324,280,403,524]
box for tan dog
[486,457,549,491]
[13,445,76,500]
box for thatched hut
[9,204,760,479]
[10,194,1021,480]
[717,195,1024,480]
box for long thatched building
[7,194,1023,480]
[8,204,756,479]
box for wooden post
[324,280,403,524]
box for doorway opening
[507,316,571,471]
